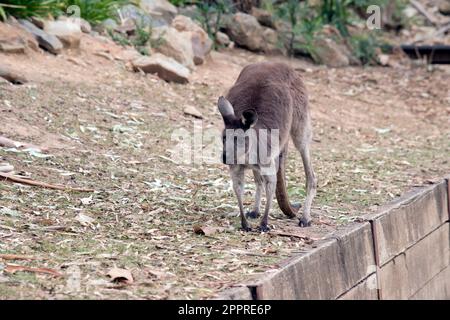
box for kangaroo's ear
[241,110,258,130]
[218,96,235,119]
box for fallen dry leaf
[4,264,62,277]
[106,268,134,284]
[76,213,95,226]
[193,225,224,236]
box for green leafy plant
[0,0,62,21]
[0,0,135,23]
[61,0,133,25]
[320,0,352,37]
[109,19,165,56]
[294,15,324,59]
[349,32,380,65]
[276,0,323,57]
[168,0,193,6]
[194,0,230,48]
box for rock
[116,48,142,62]
[58,16,92,34]
[0,42,26,54]
[0,21,40,53]
[140,0,178,24]
[216,31,230,46]
[44,20,82,49]
[311,38,350,67]
[178,5,201,20]
[226,13,262,51]
[261,27,281,54]
[0,66,27,84]
[18,20,63,54]
[30,16,46,29]
[100,18,118,31]
[120,4,167,29]
[152,26,194,69]
[275,20,303,54]
[132,53,190,83]
[378,54,390,66]
[439,0,450,15]
[183,106,203,118]
[79,19,92,34]
[225,13,280,53]
[172,15,212,65]
[251,7,275,29]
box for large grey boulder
[140,0,178,25]
[132,53,190,83]
[171,15,212,65]
[120,4,167,29]
[226,13,261,51]
[18,20,63,54]
[152,26,195,69]
[251,7,275,29]
[225,13,279,53]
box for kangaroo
[218,62,317,232]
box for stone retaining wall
[217,176,450,300]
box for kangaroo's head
[218,96,258,165]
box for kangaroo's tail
[275,148,300,218]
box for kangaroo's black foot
[246,210,260,219]
[299,217,312,228]
[240,224,252,232]
[258,224,270,232]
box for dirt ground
[0,33,449,299]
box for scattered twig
[0,136,47,152]
[412,22,450,44]
[434,23,450,37]
[4,264,62,277]
[410,0,438,26]
[270,231,315,243]
[0,172,95,192]
[0,254,37,261]
[228,249,270,257]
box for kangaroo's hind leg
[230,166,251,231]
[246,169,263,219]
[291,119,317,227]
[259,173,276,232]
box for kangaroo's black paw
[299,217,312,228]
[258,224,270,232]
[240,225,252,232]
[246,211,260,219]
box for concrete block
[367,181,448,265]
[379,223,449,299]
[338,274,378,300]
[251,222,375,299]
[410,266,450,300]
